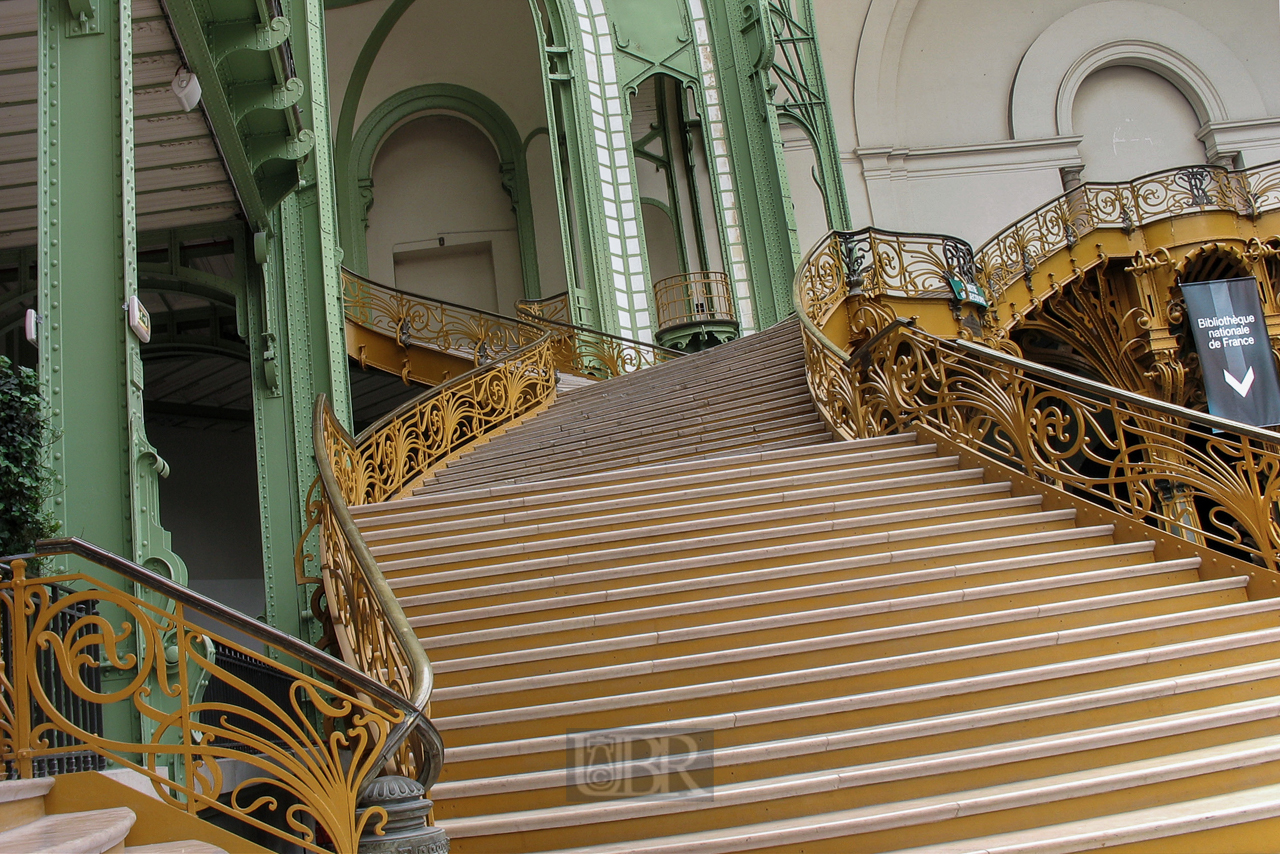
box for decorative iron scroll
[973,163,1276,301]
[515,291,572,325]
[794,234,1280,574]
[653,272,738,332]
[532,315,680,378]
[0,539,444,854]
[825,228,984,304]
[343,270,538,364]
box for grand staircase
[348,317,1280,853]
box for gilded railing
[824,161,1280,320]
[515,291,572,325]
[974,161,1280,302]
[795,233,1280,574]
[515,309,681,378]
[836,228,983,302]
[0,538,443,854]
[343,269,535,365]
[653,271,737,331]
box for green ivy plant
[0,356,59,570]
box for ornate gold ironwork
[515,291,572,324]
[974,163,1271,302]
[653,271,737,331]
[343,270,539,366]
[795,234,1280,575]
[0,538,443,854]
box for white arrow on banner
[1225,366,1256,397]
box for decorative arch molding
[344,84,540,298]
[1010,1,1265,140]
[851,0,920,149]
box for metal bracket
[65,0,101,37]
[210,16,290,65]
[232,77,305,124]
[248,128,315,172]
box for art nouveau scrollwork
[0,542,436,854]
[794,225,1280,577]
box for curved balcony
[653,271,740,351]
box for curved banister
[794,227,1280,575]
[0,537,443,853]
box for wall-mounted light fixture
[24,309,39,345]
[171,67,202,112]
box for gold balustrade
[345,270,678,386]
[0,538,442,854]
[515,291,572,325]
[653,271,737,332]
[823,161,1280,332]
[343,269,535,366]
[795,230,1280,575]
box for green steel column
[247,0,351,644]
[38,0,185,745]
[701,0,799,325]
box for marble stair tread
[434,624,1280,732]
[361,452,959,539]
[366,466,988,547]
[0,777,54,805]
[428,540,1163,673]
[0,807,135,854]
[436,689,1280,802]
[383,433,918,506]
[404,525,1143,617]
[431,582,1256,719]
[439,733,1280,841]
[378,496,1057,577]
[890,781,1280,854]
[424,422,832,491]
[430,403,825,478]
[443,655,1280,767]
[372,479,1016,561]
[364,441,943,527]
[430,565,1243,702]
[475,356,811,435]
[408,522,1118,641]
[413,550,1204,645]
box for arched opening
[628,73,737,351]
[367,115,520,313]
[1072,66,1208,182]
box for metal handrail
[0,537,443,852]
[19,538,428,731]
[653,271,737,331]
[514,306,684,362]
[795,227,1280,573]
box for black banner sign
[1182,276,1280,428]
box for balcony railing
[653,271,737,332]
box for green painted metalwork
[38,0,185,750]
[765,0,851,233]
[163,0,310,229]
[697,0,799,326]
[344,84,542,300]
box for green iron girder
[163,0,313,230]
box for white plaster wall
[1074,65,1207,183]
[326,0,568,308]
[367,115,523,312]
[780,123,832,254]
[810,0,1280,247]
